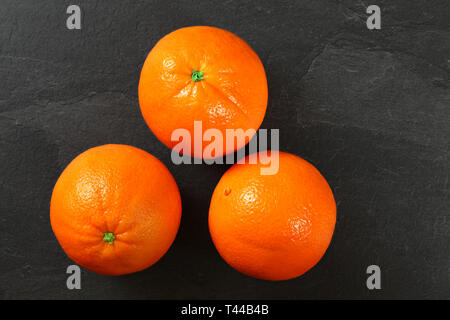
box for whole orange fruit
[209,151,336,281]
[50,144,181,275]
[138,26,268,159]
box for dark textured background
[0,0,449,299]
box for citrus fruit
[50,144,182,275]
[209,151,336,280]
[138,26,268,159]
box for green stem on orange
[191,70,204,82]
[102,232,115,244]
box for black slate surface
[0,0,449,299]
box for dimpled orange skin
[50,144,182,276]
[138,26,268,159]
[209,151,336,281]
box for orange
[50,144,181,275]
[209,151,336,280]
[138,26,268,159]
